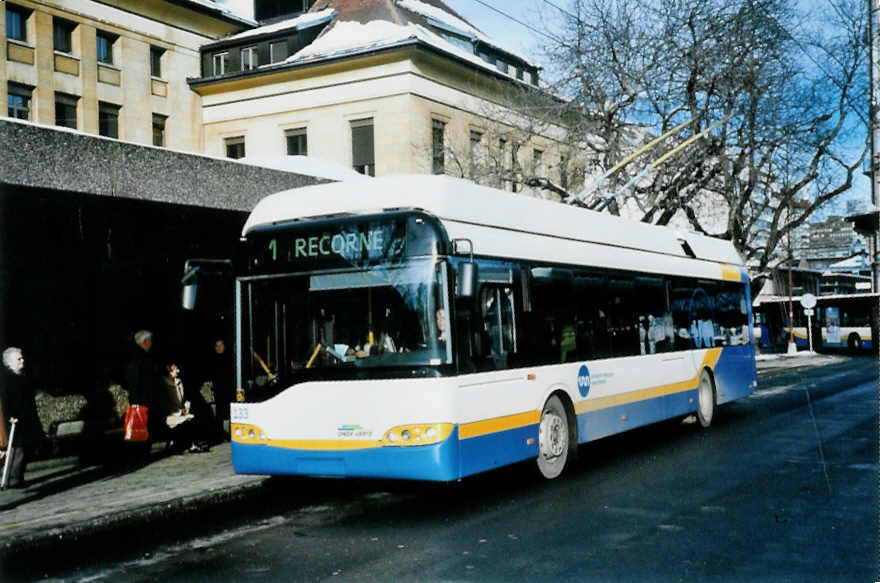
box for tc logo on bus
[577,365,591,397]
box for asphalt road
[39,356,879,582]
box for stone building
[2,0,253,150]
[187,0,573,194]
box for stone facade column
[34,10,55,125]
[79,23,98,134]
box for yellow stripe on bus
[232,424,383,450]
[458,410,541,440]
[574,348,722,415]
[720,264,742,282]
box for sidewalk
[754,349,848,372]
[0,442,267,562]
[0,350,851,566]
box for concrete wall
[0,118,324,210]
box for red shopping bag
[124,404,149,442]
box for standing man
[208,337,234,436]
[0,347,44,488]
[125,330,163,447]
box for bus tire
[537,395,569,479]
[848,333,861,354]
[696,369,716,428]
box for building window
[96,31,116,65]
[270,41,287,64]
[53,17,75,54]
[285,128,307,156]
[7,83,32,120]
[431,119,446,175]
[510,143,521,192]
[241,46,258,71]
[212,52,229,76]
[497,138,507,188]
[5,4,27,42]
[150,46,165,78]
[55,92,78,128]
[351,118,375,176]
[255,0,317,21]
[560,155,569,191]
[99,102,120,138]
[225,136,245,159]
[469,130,483,182]
[152,114,166,146]
[532,149,544,178]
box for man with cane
[1,347,43,489]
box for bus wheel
[537,395,568,479]
[696,369,716,428]
[848,333,861,354]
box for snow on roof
[242,174,744,269]
[219,8,335,42]
[395,0,538,67]
[285,18,536,84]
[825,255,870,270]
[240,155,369,182]
[174,0,256,25]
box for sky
[215,0,870,210]
[442,0,549,59]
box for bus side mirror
[181,258,233,311]
[181,263,200,311]
[452,238,478,298]
[457,261,478,298]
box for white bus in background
[754,293,877,353]
[186,175,758,481]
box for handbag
[124,404,149,442]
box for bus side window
[480,285,517,369]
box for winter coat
[124,347,161,409]
[0,368,45,448]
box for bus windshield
[241,258,451,391]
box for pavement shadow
[0,447,172,512]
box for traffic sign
[803,308,814,316]
[800,293,817,309]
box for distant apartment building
[797,215,865,270]
[1,0,253,151]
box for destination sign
[249,218,409,273]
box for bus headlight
[382,423,454,447]
[232,424,266,444]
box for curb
[0,474,269,563]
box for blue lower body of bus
[231,390,701,481]
[794,336,872,350]
[232,427,463,481]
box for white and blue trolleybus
[206,175,757,481]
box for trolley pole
[870,0,880,292]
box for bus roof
[243,175,745,280]
[754,292,880,305]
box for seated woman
[158,363,208,454]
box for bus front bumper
[230,426,461,482]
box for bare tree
[537,0,868,270]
